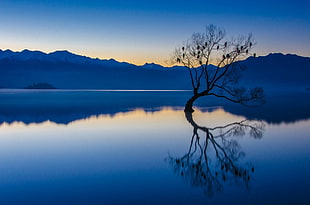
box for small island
[24,83,56,89]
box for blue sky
[0,0,309,65]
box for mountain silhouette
[0,49,309,90]
[0,49,189,89]
[239,53,310,89]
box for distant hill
[239,53,310,89]
[0,49,309,90]
[0,49,189,89]
[24,83,56,89]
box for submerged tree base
[184,94,201,113]
[184,106,195,113]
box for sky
[0,0,309,65]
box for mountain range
[0,49,309,90]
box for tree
[172,25,265,112]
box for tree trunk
[184,94,201,113]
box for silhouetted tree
[172,25,265,112]
[167,110,265,197]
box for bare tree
[172,25,265,112]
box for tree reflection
[167,111,265,197]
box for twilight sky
[0,0,309,65]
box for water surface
[0,90,309,204]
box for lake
[0,89,309,204]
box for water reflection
[167,111,265,197]
[0,89,310,125]
[0,105,309,204]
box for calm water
[0,90,309,205]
